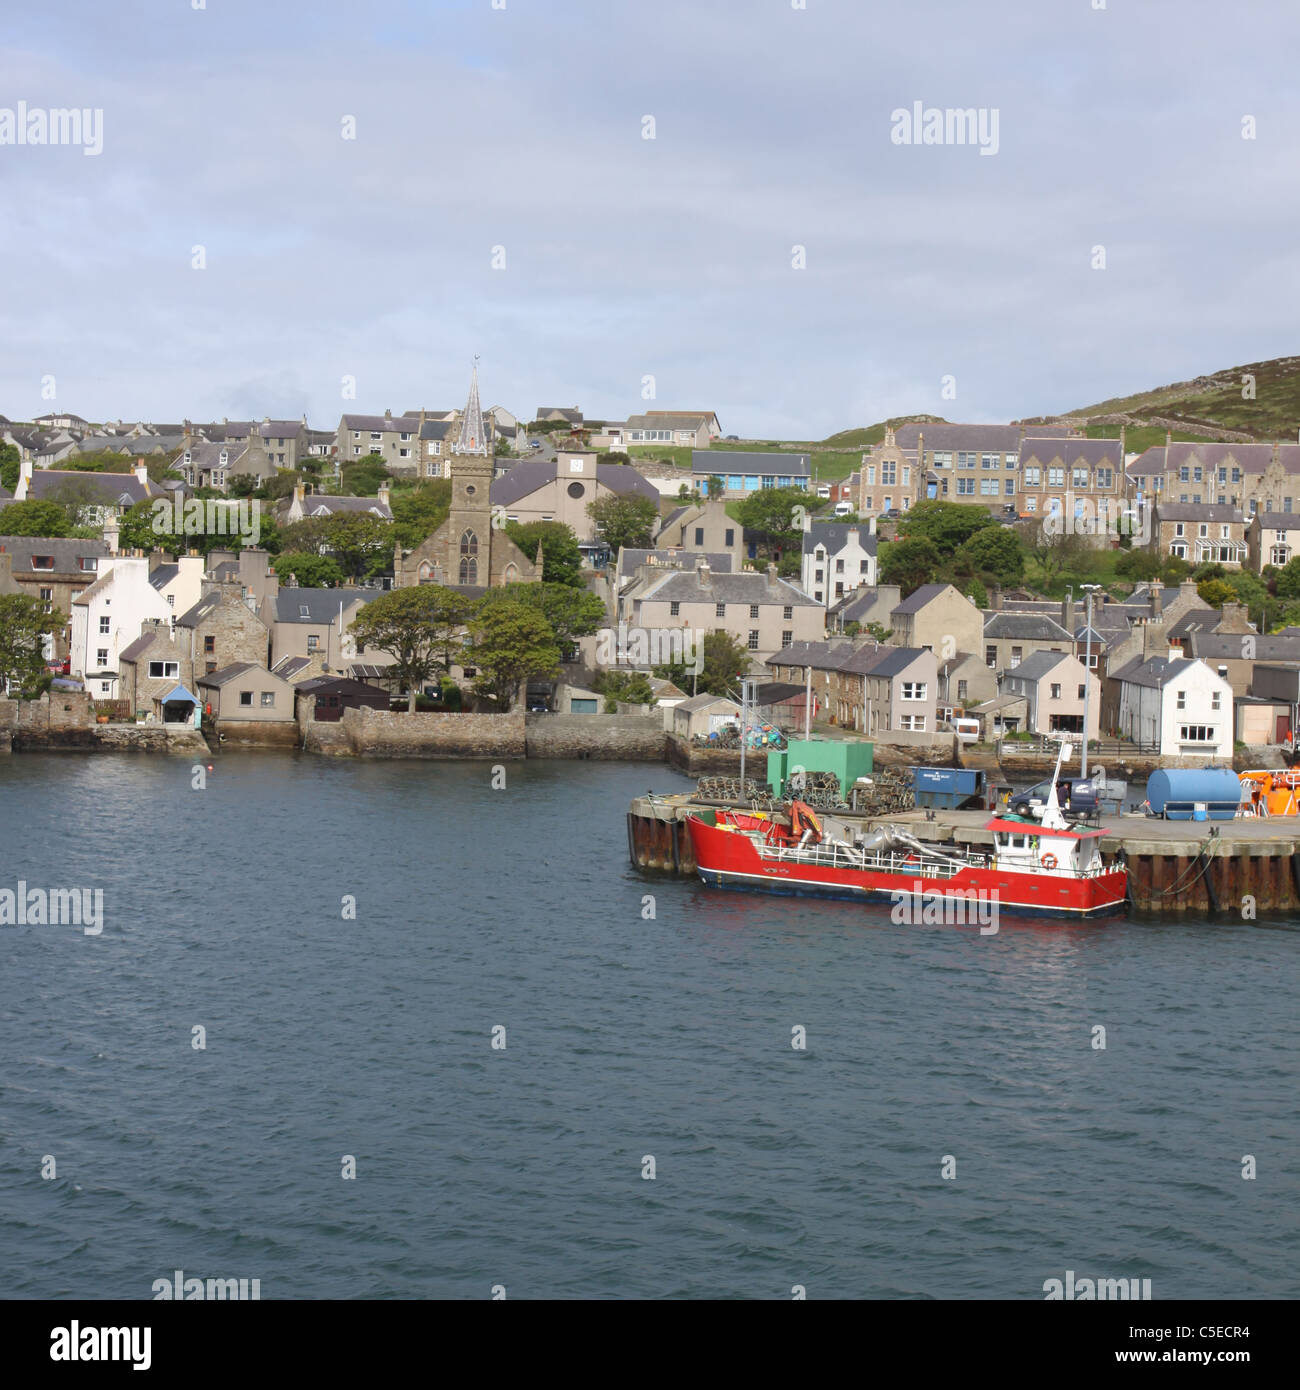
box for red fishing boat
[685,742,1127,920]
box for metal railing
[755,839,987,877]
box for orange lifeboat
[1239,769,1300,816]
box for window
[98,616,110,633]
[956,452,976,469]
[985,645,996,668]
[1198,524,1208,537]
[898,714,926,731]
[669,601,680,616]
[1211,691,1221,710]
[880,461,896,485]
[715,602,726,618]
[901,682,927,700]
[1171,542,1187,558]
[1096,468,1113,489]
[96,648,108,666]
[981,453,997,469]
[1050,683,1061,698]
[31,555,54,569]
[1048,467,1065,487]
[1025,496,1037,512]
[1179,466,1190,482]
[932,451,952,468]
[39,586,52,612]
[866,465,876,485]
[79,557,97,572]
[1179,725,1215,743]
[1272,544,1290,566]
[1072,467,1089,489]
[261,691,275,707]
[306,635,319,652]
[725,528,734,546]
[781,630,792,648]
[957,478,975,496]
[1011,647,1022,667]
[1176,690,1186,709]
[1023,467,1041,487]
[980,478,998,496]
[239,691,253,706]
[814,568,824,582]
[1005,479,1015,495]
[148,661,179,678]
[204,635,215,654]
[957,679,968,701]
[1175,523,1185,537]
[1193,467,1203,483]
[748,630,759,650]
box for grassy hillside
[1065,356,1300,439]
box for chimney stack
[696,559,711,588]
[989,583,1002,612]
[1150,579,1163,618]
[377,483,391,508]
[1060,595,1074,633]
[134,457,149,485]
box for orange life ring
[1041,852,1058,871]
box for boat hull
[686,817,1128,920]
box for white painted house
[800,520,878,606]
[69,555,204,697]
[1112,653,1234,759]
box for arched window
[503,563,518,584]
[459,556,478,585]
[460,529,478,557]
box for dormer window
[31,555,54,569]
[219,449,228,465]
[183,450,192,464]
[79,557,97,572]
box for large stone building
[1127,438,1300,515]
[1016,436,1126,520]
[0,534,109,661]
[394,365,541,592]
[1151,502,1248,567]
[492,448,660,543]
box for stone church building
[394,364,541,592]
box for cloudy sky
[2,0,1298,438]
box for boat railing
[756,840,986,877]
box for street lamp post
[1080,584,1101,780]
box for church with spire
[393,361,542,592]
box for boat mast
[1039,737,1071,831]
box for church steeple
[457,357,488,456]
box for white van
[952,717,981,744]
[832,501,854,516]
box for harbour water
[0,753,1296,1299]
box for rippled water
[0,752,1296,1299]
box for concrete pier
[627,793,1300,916]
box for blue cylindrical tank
[1146,767,1242,820]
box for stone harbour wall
[308,705,527,758]
[525,713,668,761]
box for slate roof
[1128,442,1300,477]
[1002,649,1074,683]
[765,640,929,676]
[295,495,393,520]
[983,612,1074,641]
[25,469,153,506]
[1250,513,1300,531]
[690,451,809,477]
[801,521,878,556]
[196,662,264,688]
[0,535,108,572]
[892,423,1077,452]
[892,582,953,615]
[619,549,734,574]
[635,569,820,607]
[627,412,710,431]
[1187,632,1300,662]
[340,414,420,433]
[118,629,175,662]
[674,692,740,712]
[1016,437,1125,467]
[271,654,313,680]
[271,588,375,623]
[536,408,583,424]
[148,564,179,591]
[1154,503,1247,524]
[1111,655,1204,689]
[491,460,659,507]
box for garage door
[570,698,598,714]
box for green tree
[957,527,1024,585]
[1115,548,1162,583]
[586,492,659,553]
[0,594,61,694]
[1274,555,1300,600]
[349,585,473,712]
[899,500,998,550]
[705,474,725,500]
[0,499,74,537]
[478,581,605,652]
[592,669,656,710]
[879,536,941,595]
[279,512,392,580]
[464,599,562,710]
[339,453,391,496]
[653,629,750,696]
[0,442,19,493]
[734,486,808,551]
[1197,578,1237,608]
[864,621,893,643]
[390,481,451,550]
[273,552,345,588]
[228,474,259,497]
[965,578,989,610]
[504,520,583,586]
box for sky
[2,0,1299,439]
